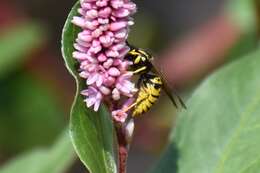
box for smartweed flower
[72,0,137,122]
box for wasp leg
[122,102,138,113]
[133,67,147,74]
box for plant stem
[115,123,129,173]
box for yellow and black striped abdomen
[133,82,161,116]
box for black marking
[148,98,156,104]
[154,84,161,89]
[152,94,159,98]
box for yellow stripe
[138,50,150,58]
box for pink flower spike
[72,0,137,113]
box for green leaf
[0,130,75,173]
[152,48,260,173]
[0,23,44,78]
[61,2,116,173]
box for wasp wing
[150,60,187,109]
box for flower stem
[115,123,129,173]
[115,118,135,173]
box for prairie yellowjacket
[123,44,186,116]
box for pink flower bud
[86,9,98,19]
[96,0,108,7]
[85,20,99,30]
[108,67,121,76]
[78,32,93,42]
[111,0,124,9]
[97,53,107,62]
[99,85,111,95]
[98,7,112,18]
[98,18,109,25]
[110,21,127,31]
[111,42,126,51]
[79,71,89,78]
[106,49,119,57]
[103,59,114,69]
[115,29,128,39]
[92,28,103,38]
[123,2,137,12]
[112,88,120,100]
[104,76,115,86]
[74,43,88,52]
[112,8,130,18]
[100,35,113,47]
[76,38,91,48]
[72,17,85,28]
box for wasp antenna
[126,41,137,49]
[126,41,132,47]
[177,96,187,109]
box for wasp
[123,44,186,117]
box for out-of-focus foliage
[62,2,116,173]
[0,21,65,155]
[0,130,75,173]
[227,0,256,33]
[152,48,260,173]
[226,0,258,62]
[0,23,44,78]
[226,33,258,62]
[0,73,65,154]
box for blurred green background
[0,0,259,173]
